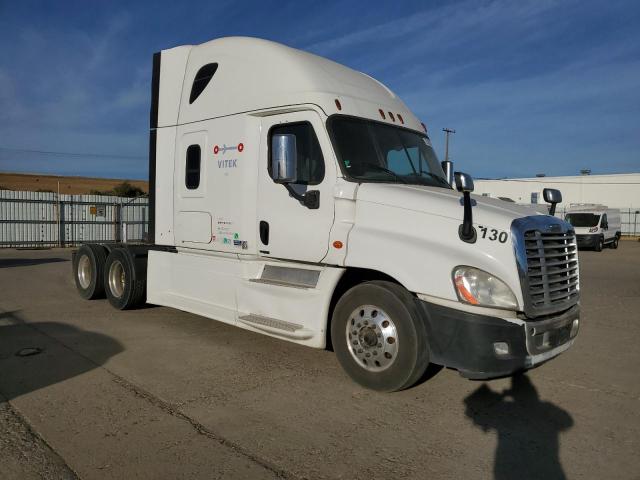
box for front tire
[73,244,107,299]
[595,236,604,252]
[104,248,146,310]
[331,281,430,392]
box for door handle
[259,221,269,245]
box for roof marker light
[397,114,404,124]
[335,99,342,111]
[388,112,395,122]
[379,109,386,119]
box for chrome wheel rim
[346,305,398,372]
[108,260,125,298]
[77,254,92,289]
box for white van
[72,37,580,391]
[565,204,621,251]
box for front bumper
[576,233,599,248]
[417,301,579,380]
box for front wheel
[331,281,430,392]
[595,237,604,252]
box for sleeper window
[269,123,324,185]
[185,145,201,189]
[189,63,218,104]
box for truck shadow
[464,374,573,480]
[0,311,124,401]
[0,257,68,268]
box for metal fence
[0,190,149,248]
[1,189,638,248]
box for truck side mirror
[271,133,298,183]
[543,188,562,216]
[441,160,454,187]
[454,172,476,243]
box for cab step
[238,314,312,339]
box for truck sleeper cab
[72,37,580,391]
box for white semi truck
[565,204,621,251]
[72,37,580,391]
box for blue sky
[0,0,638,180]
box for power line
[0,146,146,160]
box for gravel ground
[0,393,77,479]
[0,241,639,479]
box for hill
[0,172,149,195]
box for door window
[269,123,324,185]
[185,145,201,189]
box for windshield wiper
[406,171,451,188]
[363,164,407,183]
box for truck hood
[355,183,545,230]
[345,182,553,306]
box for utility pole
[443,128,456,162]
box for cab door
[256,111,336,263]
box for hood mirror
[454,172,474,193]
[543,188,562,216]
[454,172,476,243]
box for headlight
[453,266,518,310]
[589,227,598,233]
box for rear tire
[611,236,619,249]
[104,248,146,310]
[595,236,603,252]
[73,244,107,299]
[331,281,430,392]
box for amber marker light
[454,274,479,305]
[333,240,344,249]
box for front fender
[345,201,523,307]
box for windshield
[328,116,451,188]
[565,213,600,227]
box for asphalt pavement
[1,241,639,479]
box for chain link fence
[0,190,149,248]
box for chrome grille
[512,216,580,318]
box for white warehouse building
[474,173,640,235]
